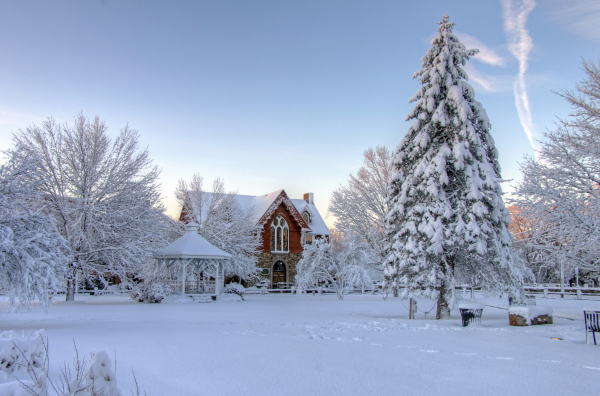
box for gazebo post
[215,261,220,295]
[181,259,187,295]
[221,261,225,291]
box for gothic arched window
[271,216,289,252]
[302,212,310,225]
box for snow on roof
[235,190,283,224]
[290,199,331,236]
[188,190,331,236]
[154,222,232,259]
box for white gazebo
[154,222,231,295]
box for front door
[272,261,286,288]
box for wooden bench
[584,309,600,345]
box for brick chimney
[303,192,314,205]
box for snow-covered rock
[509,306,553,326]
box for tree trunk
[436,280,450,319]
[436,256,454,320]
[66,278,75,301]
[65,265,76,301]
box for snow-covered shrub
[0,330,133,396]
[224,283,245,301]
[295,239,372,300]
[86,351,122,396]
[130,278,173,303]
[0,330,46,377]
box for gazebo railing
[163,279,216,294]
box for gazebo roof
[154,222,232,260]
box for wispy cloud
[455,31,507,67]
[546,0,600,42]
[501,0,538,151]
[464,64,513,93]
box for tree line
[1,114,263,306]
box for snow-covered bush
[0,330,46,377]
[86,351,121,396]
[130,278,173,303]
[295,239,372,300]
[224,283,245,301]
[0,330,135,396]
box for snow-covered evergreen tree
[383,15,524,318]
[0,155,67,308]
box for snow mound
[215,294,243,303]
[458,303,484,310]
[161,295,194,304]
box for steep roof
[291,199,331,236]
[184,189,331,236]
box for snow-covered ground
[0,293,598,395]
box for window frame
[271,216,289,253]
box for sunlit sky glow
[0,0,598,226]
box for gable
[257,190,309,230]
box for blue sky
[0,0,598,224]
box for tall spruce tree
[383,15,524,319]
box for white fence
[523,285,600,300]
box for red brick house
[181,189,330,286]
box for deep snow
[0,293,598,396]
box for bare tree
[511,59,600,284]
[10,113,169,301]
[329,146,392,263]
[174,174,261,282]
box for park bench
[584,309,600,345]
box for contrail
[501,0,538,151]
